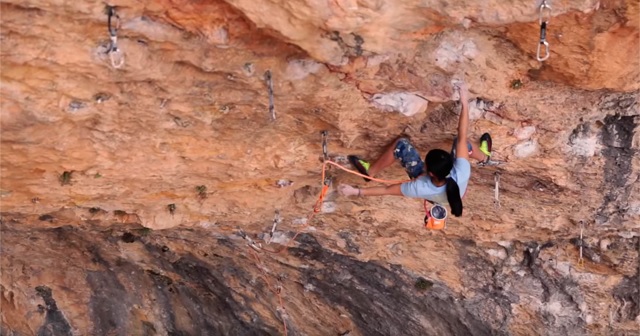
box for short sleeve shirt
[400,158,471,204]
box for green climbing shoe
[479,133,492,159]
[347,155,371,182]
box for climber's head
[425,149,463,217]
[425,149,453,180]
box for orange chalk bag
[424,201,447,230]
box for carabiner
[107,6,119,37]
[109,35,118,53]
[321,131,329,161]
[536,1,551,62]
[109,49,125,69]
[536,40,550,61]
[538,1,552,25]
[577,222,585,267]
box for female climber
[337,82,492,217]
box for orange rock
[0,0,638,334]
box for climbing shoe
[347,155,371,182]
[479,133,492,161]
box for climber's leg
[393,138,426,179]
[349,137,425,181]
[347,155,372,182]
[451,137,473,158]
[468,142,487,162]
[451,134,491,162]
[349,138,404,182]
[369,137,424,179]
[364,139,399,178]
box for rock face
[1,0,639,335]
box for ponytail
[445,177,463,217]
[425,149,462,216]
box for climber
[338,82,492,217]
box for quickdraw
[267,210,281,244]
[237,229,262,251]
[106,6,125,68]
[315,131,332,213]
[494,172,501,208]
[536,0,552,61]
[264,70,275,121]
[321,130,333,186]
[321,131,329,162]
[477,159,504,167]
[578,221,585,267]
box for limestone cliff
[1,0,639,335]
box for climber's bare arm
[338,183,403,197]
[359,184,403,197]
[456,83,470,160]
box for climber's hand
[338,184,360,197]
[456,82,469,102]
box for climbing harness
[578,221,585,267]
[494,172,501,208]
[536,0,552,61]
[106,6,125,69]
[264,70,275,121]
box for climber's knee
[393,138,425,179]
[451,137,473,158]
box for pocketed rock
[371,92,428,117]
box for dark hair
[425,149,463,217]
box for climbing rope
[107,6,125,69]
[536,0,552,61]
[244,146,510,331]
[248,249,288,335]
[251,153,500,255]
[253,160,406,255]
[241,159,405,335]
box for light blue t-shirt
[400,158,471,204]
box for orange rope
[244,160,408,335]
[249,249,288,335]
[259,160,409,255]
[322,160,409,184]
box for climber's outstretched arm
[338,184,403,197]
[455,83,470,160]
